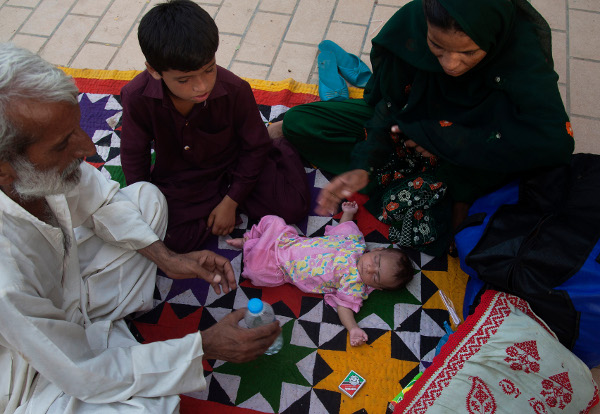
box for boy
[121,0,310,253]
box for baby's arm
[339,201,359,224]
[337,305,368,347]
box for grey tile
[530,0,567,31]
[215,0,259,35]
[569,9,600,60]
[0,6,31,41]
[333,0,375,26]
[6,0,39,6]
[324,22,367,57]
[20,0,76,36]
[285,0,335,44]
[551,31,567,82]
[71,42,116,69]
[570,58,600,118]
[236,11,289,65]
[108,22,145,71]
[229,61,269,80]
[268,42,316,82]
[39,13,96,65]
[217,34,242,70]
[89,0,146,44]
[71,0,110,16]
[10,33,46,53]
[570,0,600,12]
[260,0,296,14]
[571,116,600,155]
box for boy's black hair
[383,248,414,290]
[422,0,465,33]
[138,0,219,74]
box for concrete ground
[0,0,599,405]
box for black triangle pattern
[391,332,420,362]
[313,388,342,413]
[208,375,234,405]
[298,319,321,347]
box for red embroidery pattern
[386,201,399,211]
[540,372,573,409]
[498,379,521,398]
[394,171,404,180]
[466,376,497,414]
[429,182,442,190]
[439,120,453,127]
[407,292,511,413]
[414,210,424,220]
[529,398,548,414]
[412,177,424,189]
[505,340,541,373]
[566,122,574,138]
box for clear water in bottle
[244,298,284,355]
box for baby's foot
[226,238,245,249]
[341,201,358,214]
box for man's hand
[208,195,238,236]
[201,309,282,363]
[139,241,236,294]
[315,169,369,216]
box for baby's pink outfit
[242,215,374,313]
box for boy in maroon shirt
[120,0,310,253]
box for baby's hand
[349,327,368,347]
[341,201,358,214]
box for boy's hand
[349,327,368,347]
[208,195,238,236]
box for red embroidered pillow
[393,290,599,414]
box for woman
[272,0,574,256]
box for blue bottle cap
[247,298,263,314]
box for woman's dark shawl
[354,0,574,202]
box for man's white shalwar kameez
[0,163,207,413]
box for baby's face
[357,248,399,290]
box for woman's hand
[316,169,369,216]
[391,124,434,158]
[208,195,238,236]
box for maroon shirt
[120,68,272,227]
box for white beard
[11,157,82,201]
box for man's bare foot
[226,238,245,249]
[267,120,285,139]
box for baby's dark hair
[422,0,465,33]
[138,0,219,74]
[382,248,414,290]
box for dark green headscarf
[357,0,573,202]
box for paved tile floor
[0,0,598,154]
[1,0,599,398]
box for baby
[227,201,413,346]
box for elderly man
[0,43,280,413]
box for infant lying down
[227,201,413,346]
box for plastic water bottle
[244,298,284,355]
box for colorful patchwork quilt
[63,68,469,414]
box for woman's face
[426,22,487,77]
